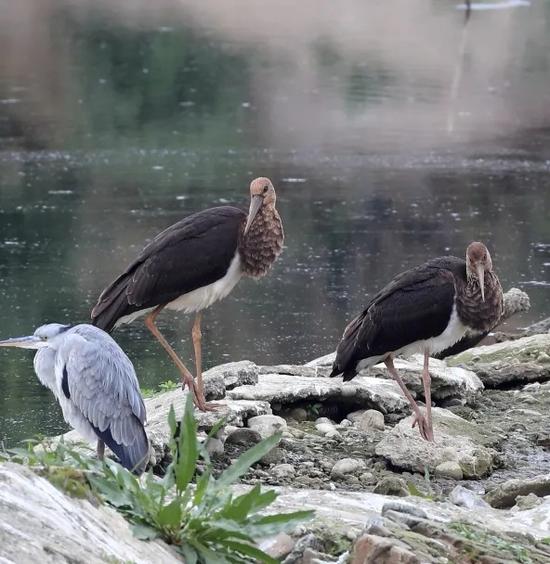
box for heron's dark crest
[239,177,284,278]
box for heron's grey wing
[62,329,149,472]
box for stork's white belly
[166,253,242,314]
[396,305,468,359]
[116,254,243,326]
[357,304,468,371]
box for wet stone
[434,461,463,480]
[373,476,409,497]
[355,409,385,432]
[247,414,287,438]
[225,427,262,447]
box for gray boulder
[228,373,409,415]
[447,334,550,387]
[0,463,179,563]
[247,414,287,438]
[484,474,550,508]
[375,408,499,478]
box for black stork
[330,242,503,441]
[91,177,284,411]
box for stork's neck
[456,270,503,332]
[239,204,284,278]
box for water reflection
[0,1,549,445]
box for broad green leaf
[194,467,211,505]
[216,433,282,488]
[244,510,315,537]
[174,394,199,493]
[188,538,233,564]
[178,544,199,564]
[131,522,160,540]
[156,498,183,528]
[219,539,279,564]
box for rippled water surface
[0,1,549,445]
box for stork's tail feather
[91,279,130,333]
[93,422,150,475]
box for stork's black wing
[331,257,465,379]
[91,206,246,331]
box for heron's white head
[0,323,71,350]
[244,177,276,235]
[466,242,493,302]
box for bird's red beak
[476,264,485,302]
[244,195,263,235]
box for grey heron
[0,323,149,474]
[91,177,284,411]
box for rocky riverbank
[2,331,550,563]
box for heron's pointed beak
[0,335,45,349]
[244,195,263,235]
[476,264,485,302]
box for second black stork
[91,177,284,411]
[330,242,503,441]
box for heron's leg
[422,350,434,441]
[144,305,199,406]
[97,440,105,460]
[191,313,218,412]
[384,356,432,442]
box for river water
[0,0,549,445]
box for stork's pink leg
[191,313,218,412]
[422,350,435,441]
[385,356,432,441]
[144,306,202,409]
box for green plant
[2,397,313,563]
[90,395,313,562]
[158,380,181,392]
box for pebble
[205,438,224,458]
[359,472,375,485]
[260,447,284,466]
[514,493,543,511]
[289,407,308,422]
[346,409,368,423]
[355,409,385,432]
[247,415,287,438]
[449,485,489,509]
[331,458,366,477]
[315,423,336,435]
[315,417,334,426]
[225,427,262,447]
[373,476,409,497]
[339,418,353,428]
[435,461,464,480]
[325,429,341,439]
[272,464,296,479]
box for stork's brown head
[245,177,276,234]
[466,241,493,302]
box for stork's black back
[92,206,246,331]
[331,256,467,380]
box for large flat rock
[261,485,550,539]
[447,334,550,387]
[228,373,409,414]
[306,353,483,403]
[0,463,180,564]
[375,408,500,478]
[369,355,483,402]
